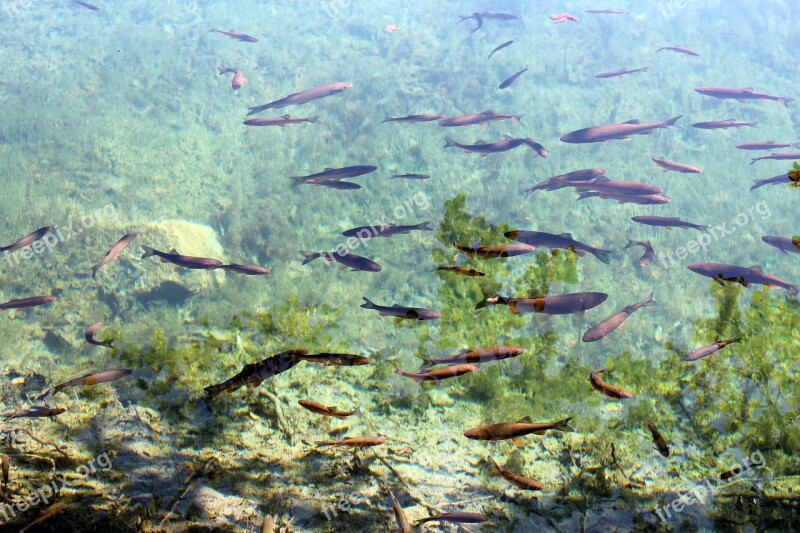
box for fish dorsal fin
[748,265,764,272]
[480,110,494,115]
[559,232,573,239]
[517,416,532,423]
[169,248,179,255]
[281,114,291,119]
[324,167,335,171]
[622,119,641,124]
[744,87,754,92]
[392,303,402,307]
[502,133,514,140]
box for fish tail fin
[140,245,157,259]
[779,97,794,108]
[664,115,684,129]
[307,116,321,124]
[443,137,458,149]
[290,176,308,187]
[353,404,363,417]
[749,158,758,165]
[300,251,320,265]
[643,291,656,307]
[515,114,525,125]
[246,103,269,117]
[415,221,433,231]
[592,248,613,265]
[749,122,758,127]
[487,456,501,472]
[554,416,575,433]
[90,265,98,278]
[360,296,376,309]
[381,117,392,123]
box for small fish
[651,156,703,173]
[382,114,444,123]
[209,29,258,43]
[683,338,741,362]
[488,40,514,59]
[582,292,655,342]
[310,180,361,190]
[736,141,799,151]
[438,111,523,127]
[459,12,519,34]
[560,116,683,143]
[247,82,352,115]
[523,168,608,196]
[39,368,132,400]
[290,165,377,186]
[625,239,654,267]
[505,230,611,264]
[424,346,525,366]
[694,86,794,108]
[589,369,633,398]
[316,436,386,448]
[141,246,223,269]
[415,512,489,526]
[476,292,608,317]
[631,216,708,231]
[298,400,360,419]
[244,115,320,127]
[0,226,53,254]
[577,192,671,205]
[464,416,574,440]
[688,263,798,294]
[341,222,432,239]
[750,173,791,190]
[585,8,629,15]
[72,0,100,10]
[388,489,412,533]
[385,24,400,33]
[692,119,758,130]
[218,67,247,90]
[300,250,381,272]
[395,364,477,382]
[221,264,271,275]
[92,232,137,278]
[657,45,700,56]
[719,463,751,480]
[762,236,800,255]
[576,179,663,196]
[499,66,528,89]
[595,67,648,79]
[361,297,441,321]
[646,421,670,457]
[550,13,580,23]
[444,136,548,157]
[3,406,66,421]
[390,173,430,180]
[454,240,535,259]
[750,152,800,165]
[488,456,544,490]
[203,350,307,399]
[299,353,371,366]
[0,295,56,311]
[436,266,485,277]
[85,322,114,347]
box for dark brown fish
[72,0,99,10]
[464,416,574,440]
[476,292,608,317]
[244,115,320,127]
[388,489,412,533]
[85,322,114,347]
[203,350,306,399]
[488,40,514,59]
[595,67,647,79]
[436,266,485,277]
[298,400,360,419]
[445,136,548,156]
[523,168,607,196]
[382,114,444,123]
[415,512,489,526]
[504,230,611,264]
[341,222,432,239]
[141,246,223,269]
[488,456,544,490]
[219,67,247,90]
[316,436,386,448]
[3,406,66,421]
[0,295,56,311]
[299,353,371,366]
[499,66,528,89]
[395,364,477,382]
[695,86,793,108]
[209,29,258,42]
[692,119,758,130]
[425,346,525,366]
[301,250,382,272]
[589,369,633,398]
[657,45,700,56]
[41,368,132,399]
[290,165,377,186]
[631,216,708,231]
[736,141,799,151]
[221,264,271,275]
[625,239,654,267]
[688,263,798,295]
[719,463,751,480]
[454,241,535,259]
[0,226,53,254]
[652,156,703,173]
[92,232,137,278]
[750,152,800,165]
[582,292,654,342]
[646,421,670,457]
[361,297,441,321]
[390,173,430,180]
[247,82,352,115]
[683,338,741,361]
[560,116,682,143]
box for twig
[6,428,69,460]
[262,390,294,445]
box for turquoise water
[0,1,798,531]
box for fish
[575,178,663,196]
[595,67,648,79]
[464,416,574,440]
[341,222,432,239]
[423,346,525,366]
[72,0,100,10]
[687,263,798,295]
[0,226,53,254]
[300,250,381,272]
[298,400,360,419]
[91,231,137,278]
[388,489,412,533]
[488,456,544,490]
[436,266,485,277]
[382,114,444,123]
[454,241,535,259]
[290,165,377,186]
[209,29,258,43]
[459,12,519,34]
[762,236,800,255]
[221,264,271,275]
[141,246,223,269]
[692,119,758,130]
[476,292,608,317]
[589,369,633,398]
[750,173,791,190]
[560,116,683,143]
[488,40,514,59]
[582,292,655,342]
[85,322,114,347]
[577,192,671,205]
[361,297,441,321]
[3,406,66,421]
[631,216,708,231]
[244,115,319,127]
[203,350,307,399]
[750,152,800,165]
[316,437,386,448]
[385,24,400,33]
[625,239,654,267]
[651,156,703,173]
[438,111,523,127]
[0,295,56,311]
[310,180,361,190]
[444,136,548,157]
[504,230,611,264]
[646,421,670,457]
[247,82,352,115]
[657,45,700,56]
[218,67,247,90]
[736,141,799,151]
[694,86,794,107]
[299,353,371,366]
[523,168,607,196]
[0,454,7,488]
[719,463,751,481]
[415,512,489,526]
[499,66,528,89]
[37,368,132,400]
[395,364,477,382]
[585,8,629,15]
[389,173,430,180]
[683,338,741,361]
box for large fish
[300,250,381,272]
[694,86,794,107]
[589,369,632,398]
[560,116,683,143]
[0,295,56,311]
[523,168,607,196]
[395,364,477,382]
[577,192,670,205]
[438,111,523,127]
[750,152,800,165]
[631,216,707,231]
[476,292,608,317]
[423,346,526,366]
[341,222,432,239]
[688,263,798,295]
[444,136,548,157]
[91,232,137,278]
[762,236,800,255]
[692,119,758,130]
[488,40,514,59]
[243,115,319,127]
[209,29,258,42]
[504,230,611,264]
[361,297,440,321]
[488,456,544,490]
[595,67,647,79]
[736,141,799,151]
[203,350,307,399]
[290,165,377,186]
[651,156,703,174]
[576,179,663,196]
[0,226,53,254]
[750,173,791,190]
[454,241,535,259]
[683,338,741,362]
[464,416,574,440]
[382,113,444,123]
[247,82,352,115]
[141,246,223,269]
[582,292,655,342]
